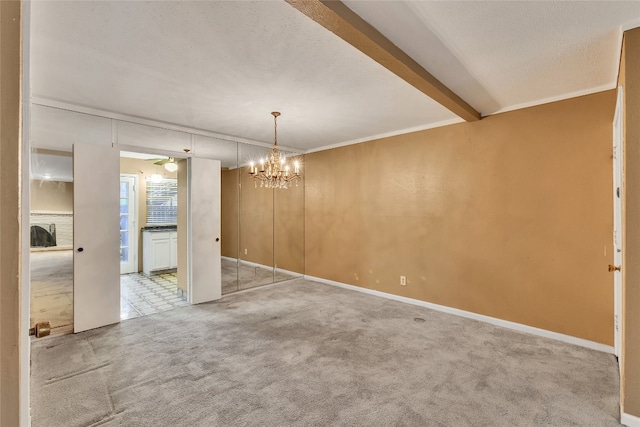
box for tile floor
[120,272,188,320]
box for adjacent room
[2,0,640,426]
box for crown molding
[304,117,464,154]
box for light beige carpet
[31,279,620,426]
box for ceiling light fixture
[249,112,301,189]
[149,173,163,183]
[164,160,178,172]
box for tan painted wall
[0,1,22,424]
[621,27,640,417]
[305,90,616,345]
[30,180,73,211]
[119,157,177,272]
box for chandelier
[249,112,301,189]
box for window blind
[146,178,178,224]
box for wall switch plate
[400,276,406,286]
[244,248,248,255]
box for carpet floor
[31,279,620,426]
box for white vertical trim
[119,174,138,274]
[186,159,192,299]
[613,86,624,360]
[622,413,640,427]
[111,118,117,146]
[304,275,615,354]
[20,1,32,425]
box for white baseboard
[622,413,640,427]
[222,256,303,278]
[304,275,615,355]
[220,276,302,298]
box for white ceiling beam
[285,0,481,122]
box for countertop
[142,225,177,232]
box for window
[146,178,177,224]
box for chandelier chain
[274,113,278,147]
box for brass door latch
[29,321,51,338]
[608,265,621,272]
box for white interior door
[120,175,137,274]
[188,157,222,304]
[613,87,623,359]
[74,143,120,333]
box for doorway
[119,151,187,321]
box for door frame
[613,86,623,360]
[20,2,33,425]
[119,173,138,274]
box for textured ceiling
[30,1,640,152]
[31,0,457,152]
[344,1,640,115]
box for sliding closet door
[73,143,120,333]
[188,157,222,304]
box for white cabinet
[143,230,178,275]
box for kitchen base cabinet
[143,230,178,275]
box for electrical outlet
[244,249,248,255]
[400,276,406,286]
